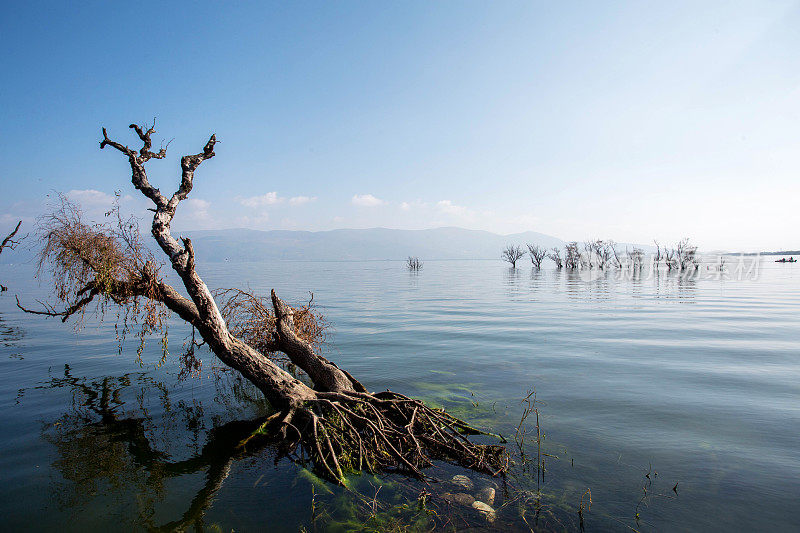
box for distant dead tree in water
[608,240,622,268]
[502,244,526,268]
[405,256,423,271]
[675,238,698,271]
[564,242,581,269]
[17,122,508,486]
[582,241,594,268]
[527,244,547,269]
[594,240,612,269]
[664,246,677,270]
[0,221,23,291]
[660,238,698,271]
[547,247,563,269]
[526,236,703,273]
[628,247,645,269]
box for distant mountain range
[0,226,661,264]
[187,227,565,262]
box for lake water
[1,257,798,531]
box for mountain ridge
[1,226,660,264]
[184,226,605,262]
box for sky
[1,1,799,251]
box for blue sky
[2,1,799,251]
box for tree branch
[169,135,216,212]
[271,289,365,393]
[16,289,98,322]
[100,125,169,210]
[100,123,317,410]
[0,221,22,254]
[129,119,167,162]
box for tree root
[242,390,509,485]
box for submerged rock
[453,492,475,506]
[450,474,474,491]
[476,486,496,506]
[471,500,496,523]
[441,491,476,506]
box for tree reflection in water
[24,365,276,531]
[1,312,25,349]
[25,365,581,532]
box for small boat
[775,258,797,263]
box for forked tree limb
[100,124,316,410]
[271,289,364,393]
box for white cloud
[352,194,385,207]
[184,198,211,220]
[67,189,131,207]
[289,195,316,206]
[436,200,469,216]
[240,192,284,208]
[400,199,427,211]
[234,211,270,228]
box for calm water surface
[1,259,798,531]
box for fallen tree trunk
[19,122,508,484]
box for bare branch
[502,244,525,268]
[16,287,99,323]
[0,221,22,254]
[406,256,422,271]
[526,244,547,269]
[100,125,168,209]
[564,242,580,269]
[99,127,135,156]
[168,134,216,211]
[129,119,167,162]
[547,247,563,269]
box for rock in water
[451,474,474,491]
[453,493,475,506]
[476,486,496,506]
[471,501,496,523]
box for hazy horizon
[3,1,799,252]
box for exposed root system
[244,390,509,484]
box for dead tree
[607,240,622,268]
[582,241,594,268]
[502,244,525,268]
[405,256,422,271]
[564,242,580,269]
[0,221,22,291]
[653,240,662,267]
[526,244,547,269]
[596,240,612,269]
[547,247,563,269]
[19,123,508,484]
[664,246,677,270]
[675,238,698,271]
[629,247,645,269]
